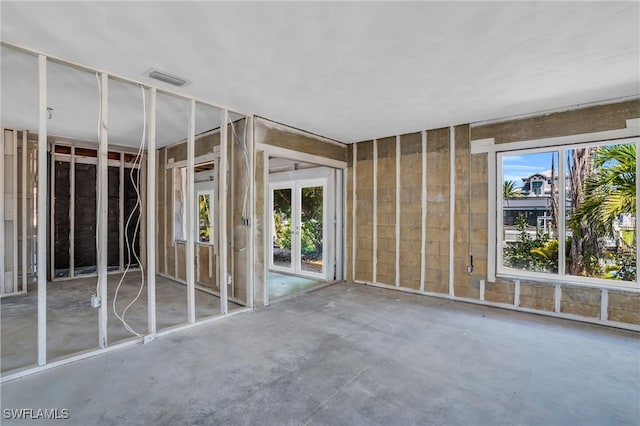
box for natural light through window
[498,140,637,286]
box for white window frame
[496,137,639,289]
[173,161,217,245]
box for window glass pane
[502,151,559,274]
[272,188,292,269]
[565,144,636,282]
[198,193,211,243]
[300,185,323,273]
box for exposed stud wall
[254,150,265,306]
[157,131,222,292]
[375,136,396,287]
[17,138,37,286]
[469,152,489,297]
[231,119,249,305]
[424,128,450,294]
[347,99,640,328]
[453,124,477,299]
[354,141,374,283]
[398,132,422,290]
[346,147,354,282]
[157,149,166,275]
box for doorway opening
[267,157,342,300]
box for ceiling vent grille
[145,69,188,87]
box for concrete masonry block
[607,291,640,324]
[518,282,555,311]
[560,286,601,318]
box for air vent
[145,69,188,87]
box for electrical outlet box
[466,265,474,274]
[227,275,232,285]
[91,294,101,308]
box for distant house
[504,171,557,239]
[520,170,555,196]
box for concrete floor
[1,272,241,373]
[268,271,323,300]
[1,282,639,426]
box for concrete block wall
[398,133,422,290]
[375,137,396,286]
[347,99,640,329]
[424,128,450,294]
[354,141,374,283]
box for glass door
[271,186,294,273]
[270,179,327,280]
[298,183,325,278]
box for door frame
[269,177,329,280]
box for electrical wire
[229,116,250,253]
[229,116,250,220]
[112,84,147,337]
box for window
[498,140,637,286]
[173,162,216,244]
[197,190,214,244]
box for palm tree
[503,180,522,199]
[570,144,636,236]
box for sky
[502,151,558,186]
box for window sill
[496,271,640,293]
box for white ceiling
[1,1,639,145]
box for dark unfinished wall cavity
[346,99,640,328]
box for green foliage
[273,211,292,250]
[504,214,557,273]
[198,194,211,242]
[272,186,323,256]
[503,180,522,199]
[613,246,637,281]
[570,144,636,237]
